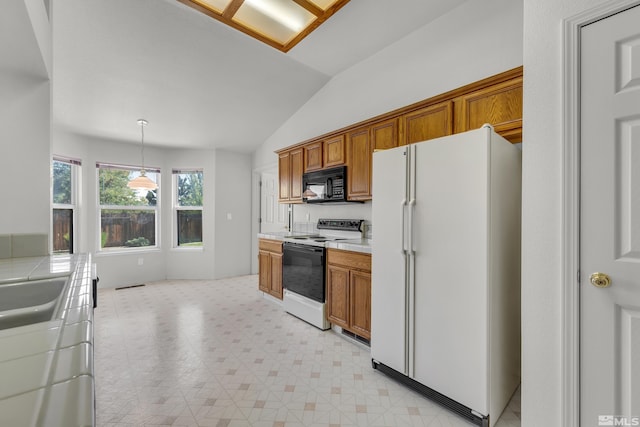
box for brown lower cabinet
[326,249,371,340]
[258,239,283,299]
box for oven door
[282,242,325,303]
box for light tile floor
[95,275,521,427]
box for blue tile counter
[0,254,94,426]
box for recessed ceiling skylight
[178,0,350,52]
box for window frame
[52,156,81,254]
[96,162,161,254]
[172,169,204,250]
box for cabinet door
[401,100,453,145]
[258,250,271,293]
[326,264,350,329]
[304,142,323,172]
[350,270,371,340]
[278,151,290,202]
[346,127,372,201]
[371,118,400,151]
[289,148,303,201]
[453,76,523,143]
[324,135,345,167]
[269,252,283,299]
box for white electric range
[281,219,364,330]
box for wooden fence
[52,209,72,252]
[101,211,156,247]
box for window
[173,169,203,247]
[97,163,160,251]
[52,157,80,254]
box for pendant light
[127,119,158,190]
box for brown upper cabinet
[453,73,523,143]
[324,135,346,167]
[275,67,523,203]
[346,127,372,201]
[304,141,323,172]
[278,147,303,203]
[371,117,400,151]
[401,100,453,145]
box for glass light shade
[127,173,158,190]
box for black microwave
[302,166,348,203]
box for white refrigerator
[371,126,521,427]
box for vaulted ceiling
[52,0,467,152]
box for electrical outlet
[227,213,232,220]
[138,258,143,266]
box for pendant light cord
[139,119,147,175]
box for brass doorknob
[590,272,612,288]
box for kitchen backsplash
[0,234,49,259]
[291,202,372,239]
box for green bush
[124,237,150,247]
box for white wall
[54,132,168,288]
[521,0,614,425]
[53,131,253,287]
[0,0,51,236]
[214,150,252,278]
[251,0,523,259]
[251,0,523,252]
[164,148,217,280]
[253,0,524,170]
[0,74,50,235]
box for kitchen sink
[0,277,69,330]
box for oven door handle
[283,243,324,254]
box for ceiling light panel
[233,0,315,45]
[178,0,351,52]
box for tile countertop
[325,238,372,254]
[257,231,314,240]
[258,233,371,254]
[0,254,94,427]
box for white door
[581,5,640,426]
[260,171,288,234]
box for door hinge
[577,270,580,283]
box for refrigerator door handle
[401,198,408,253]
[408,199,416,254]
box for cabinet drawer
[259,239,283,253]
[327,249,371,271]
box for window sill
[96,247,162,257]
[170,246,204,252]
